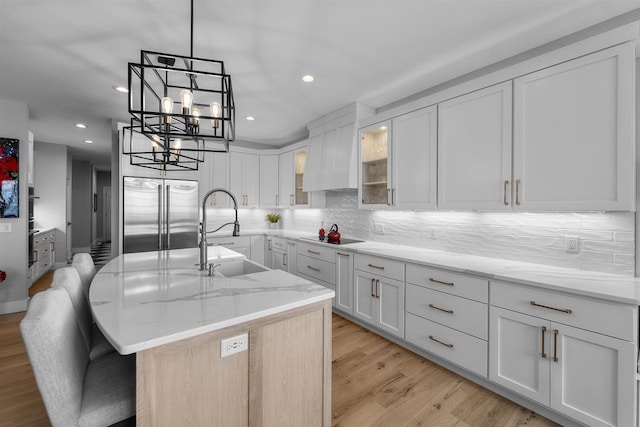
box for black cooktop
[300,237,364,245]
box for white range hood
[303,103,374,192]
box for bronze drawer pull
[428,303,453,314]
[503,180,509,206]
[307,249,321,255]
[429,277,454,286]
[541,326,547,359]
[368,263,384,270]
[336,252,350,257]
[307,265,320,272]
[530,301,572,314]
[553,329,559,362]
[274,242,283,247]
[429,335,453,348]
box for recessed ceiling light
[75,123,87,129]
[301,75,314,83]
[245,116,255,121]
[112,85,129,93]
[84,140,94,144]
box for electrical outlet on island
[565,236,579,253]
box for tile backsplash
[207,190,636,276]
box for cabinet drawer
[296,242,335,263]
[209,236,251,248]
[406,284,488,340]
[406,313,487,378]
[491,281,635,341]
[271,237,287,251]
[297,255,336,285]
[354,254,404,281]
[406,264,488,303]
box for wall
[33,141,68,264]
[71,159,92,252]
[207,190,635,277]
[0,99,29,314]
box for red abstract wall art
[0,138,19,218]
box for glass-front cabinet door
[359,121,391,208]
[294,149,309,206]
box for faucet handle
[208,263,222,277]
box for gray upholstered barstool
[51,266,115,360]
[71,253,97,301]
[20,288,135,427]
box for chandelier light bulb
[210,102,221,129]
[161,97,174,123]
[173,138,182,159]
[180,90,193,114]
[151,135,160,152]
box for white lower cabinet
[335,251,354,314]
[404,264,489,377]
[489,282,636,427]
[353,255,405,339]
[270,237,296,274]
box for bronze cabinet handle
[337,252,350,257]
[370,278,375,297]
[428,303,453,314]
[515,179,521,206]
[429,277,454,286]
[553,329,559,362]
[503,180,509,206]
[283,253,287,266]
[307,265,320,272]
[387,188,391,206]
[530,301,572,314]
[290,194,294,206]
[541,326,547,359]
[429,335,453,348]
[368,263,384,270]
[375,279,380,299]
[307,249,320,255]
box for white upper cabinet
[229,151,259,208]
[358,105,437,210]
[259,154,279,208]
[277,145,323,209]
[198,152,229,208]
[392,106,437,209]
[438,82,512,210]
[513,43,635,211]
[278,150,294,208]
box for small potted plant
[265,213,281,230]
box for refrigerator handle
[157,184,163,250]
[166,184,171,249]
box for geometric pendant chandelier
[123,0,235,171]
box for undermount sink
[214,258,268,277]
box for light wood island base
[136,300,332,427]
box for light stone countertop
[90,246,334,355]
[221,229,640,305]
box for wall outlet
[374,223,385,234]
[220,333,248,358]
[565,236,579,253]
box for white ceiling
[1,0,639,168]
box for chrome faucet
[199,188,240,271]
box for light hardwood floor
[1,273,558,427]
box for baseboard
[0,298,28,314]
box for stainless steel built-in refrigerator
[123,177,199,253]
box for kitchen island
[90,247,334,427]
